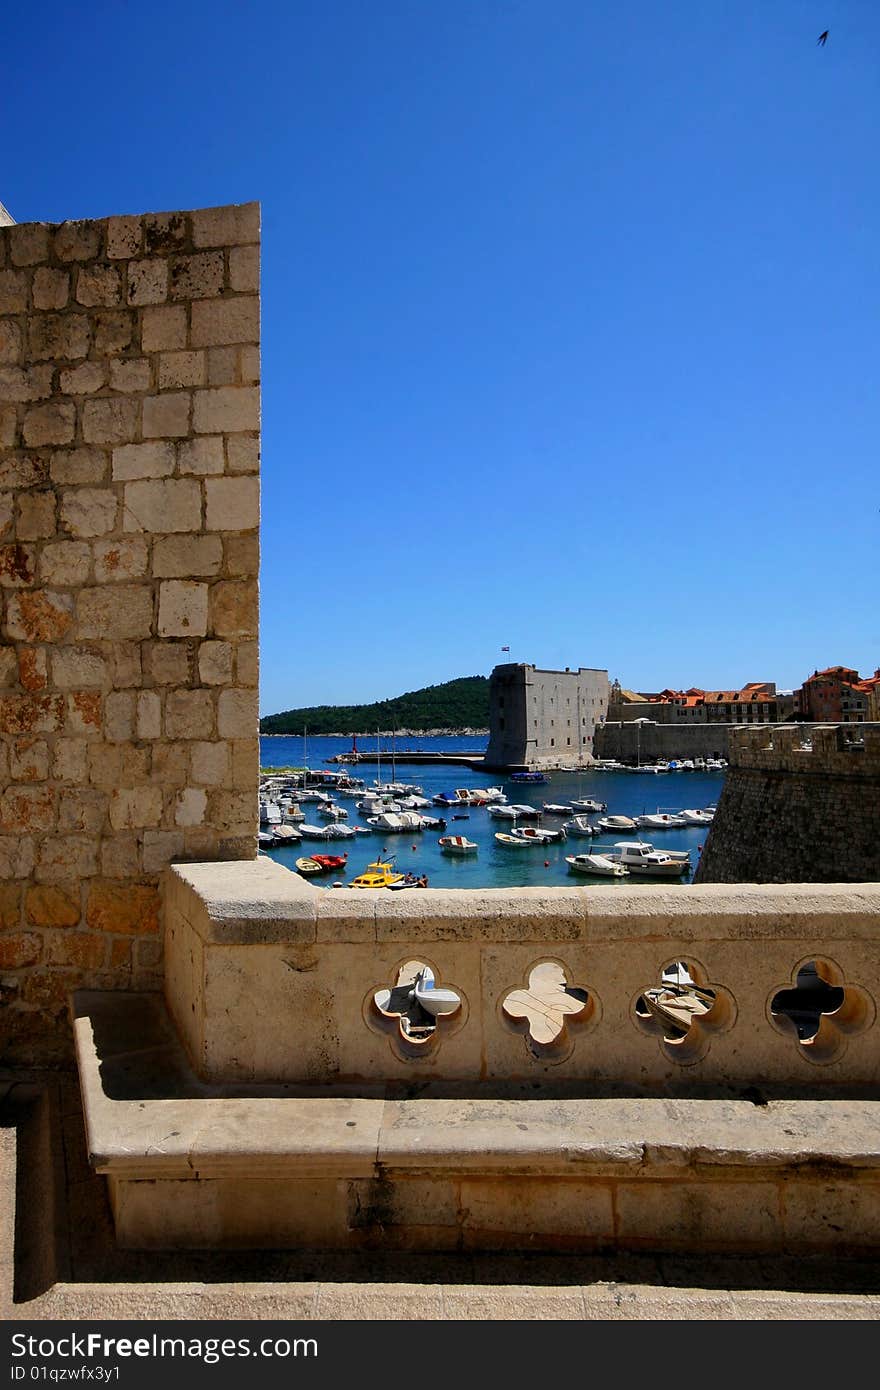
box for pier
[326,749,486,768]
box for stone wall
[0,204,260,1063]
[595,720,733,760]
[695,724,880,884]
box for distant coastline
[262,728,489,738]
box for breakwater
[327,750,486,767]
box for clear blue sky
[5,1,878,714]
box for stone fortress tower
[483,662,609,770]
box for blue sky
[4,1,878,713]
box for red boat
[309,853,348,872]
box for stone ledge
[166,860,880,946]
[73,991,880,1254]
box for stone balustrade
[163,859,880,1093]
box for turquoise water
[259,734,724,889]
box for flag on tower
[501,645,510,652]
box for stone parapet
[163,860,880,1093]
[729,723,880,775]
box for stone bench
[73,991,880,1254]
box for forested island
[260,676,490,736]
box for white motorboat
[566,853,629,878]
[509,825,564,844]
[323,822,355,839]
[438,835,478,854]
[563,816,598,837]
[298,823,329,838]
[413,966,461,1018]
[679,808,713,826]
[596,814,638,832]
[488,804,520,819]
[495,832,534,847]
[432,790,464,807]
[318,802,348,819]
[367,812,408,833]
[570,798,606,813]
[608,842,690,877]
[510,804,541,819]
[542,803,574,815]
[473,786,508,803]
[635,811,687,830]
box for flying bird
[817,30,829,45]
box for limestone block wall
[695,725,880,884]
[0,204,260,1062]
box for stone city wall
[595,720,735,760]
[695,724,880,884]
[0,204,260,1062]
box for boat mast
[377,727,381,790]
[303,724,308,786]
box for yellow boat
[348,858,405,889]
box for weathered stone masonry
[695,724,880,884]
[0,204,260,1062]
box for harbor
[259,733,725,889]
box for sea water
[259,734,725,889]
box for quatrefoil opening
[769,958,874,1064]
[634,959,733,1063]
[371,959,463,1054]
[502,960,591,1059]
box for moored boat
[509,825,565,843]
[635,811,687,829]
[439,834,478,854]
[607,841,690,877]
[348,858,405,888]
[565,853,629,878]
[295,856,323,876]
[563,815,599,837]
[639,980,716,1035]
[596,814,638,832]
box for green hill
[260,676,490,736]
